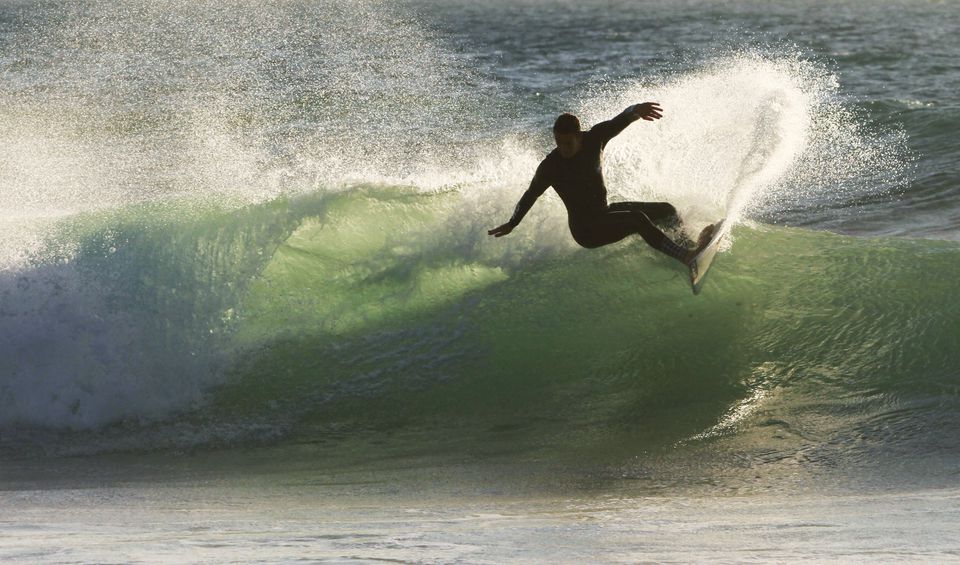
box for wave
[2,187,958,465]
[223,190,960,444]
[1,1,941,462]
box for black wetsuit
[508,108,684,254]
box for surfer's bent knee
[572,234,603,249]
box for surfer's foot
[697,223,716,247]
[684,223,716,265]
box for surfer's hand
[488,222,514,237]
[631,102,663,121]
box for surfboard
[688,219,727,295]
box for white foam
[578,56,813,231]
[0,262,217,430]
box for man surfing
[488,103,714,265]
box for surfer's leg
[608,201,680,229]
[607,201,693,246]
[572,209,692,264]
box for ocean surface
[2,0,959,562]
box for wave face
[1,0,957,477]
[3,189,958,471]
[223,191,960,458]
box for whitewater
[2,0,959,562]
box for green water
[184,189,959,479]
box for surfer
[488,103,714,264]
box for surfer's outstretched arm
[630,102,663,122]
[488,162,551,238]
[592,102,663,144]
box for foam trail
[581,56,811,229]
[570,55,902,235]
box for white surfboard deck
[688,219,727,295]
